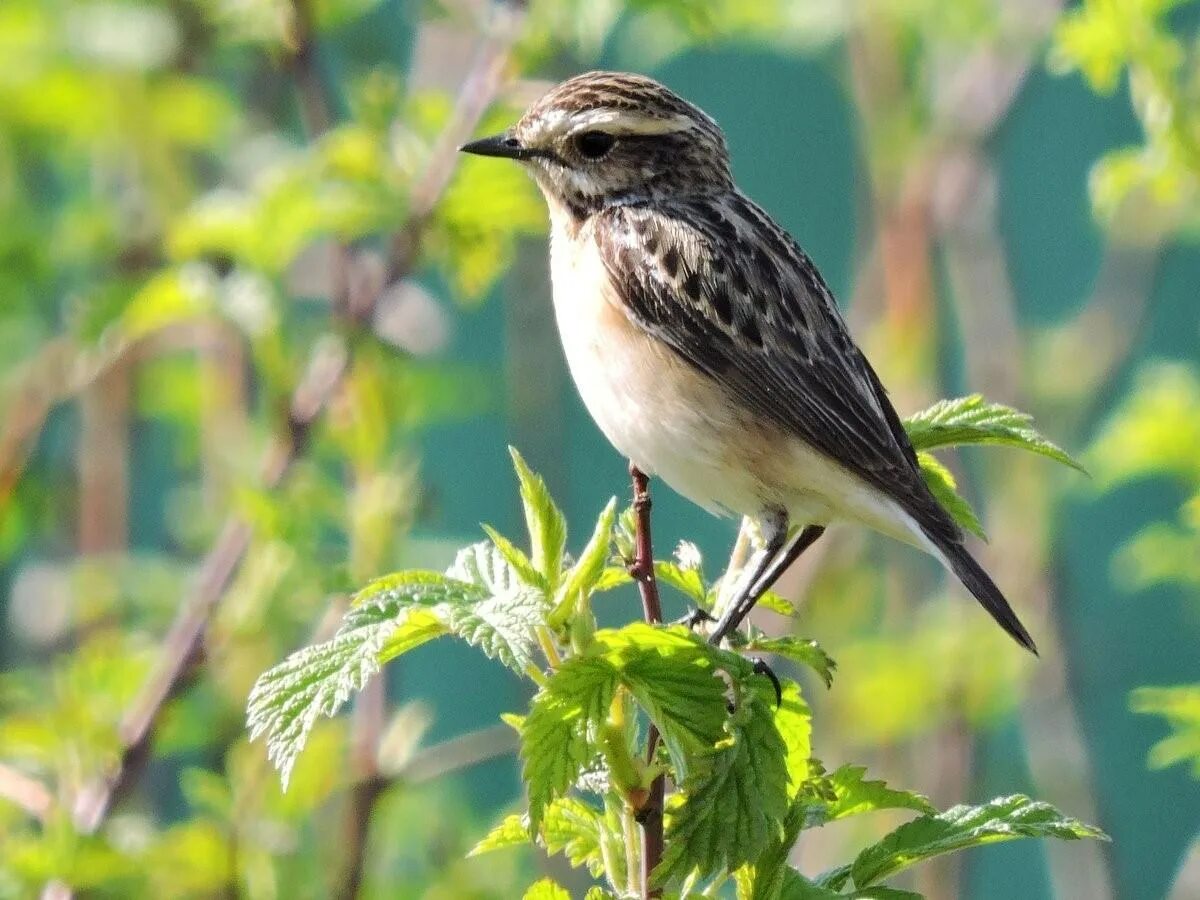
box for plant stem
[627,463,664,899]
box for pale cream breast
[544,203,926,547]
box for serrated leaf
[850,794,1107,887]
[552,498,617,624]
[481,525,547,590]
[522,878,570,900]
[744,636,836,688]
[447,585,546,672]
[469,814,529,856]
[597,625,730,783]
[917,451,987,541]
[739,801,808,900]
[522,656,619,829]
[655,561,709,605]
[443,540,548,671]
[904,395,1084,472]
[448,540,526,595]
[248,572,479,787]
[509,447,568,587]
[778,871,920,899]
[656,682,790,885]
[593,566,633,592]
[542,796,605,876]
[755,590,800,618]
[584,889,618,900]
[816,765,935,824]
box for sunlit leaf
[917,452,987,541]
[247,572,477,786]
[509,447,568,589]
[904,395,1084,472]
[849,795,1107,887]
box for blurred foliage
[1053,0,1200,238]
[1090,363,1200,778]
[1059,0,1200,787]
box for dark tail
[927,531,1038,655]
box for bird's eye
[574,130,616,160]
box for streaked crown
[462,72,732,218]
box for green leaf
[1130,684,1200,777]
[597,625,730,783]
[755,590,800,618]
[542,796,605,876]
[247,572,478,787]
[447,587,546,672]
[469,814,529,856]
[744,635,837,688]
[903,394,1084,472]
[774,681,813,793]
[509,447,569,587]
[816,765,935,823]
[917,451,987,541]
[522,656,619,829]
[522,878,570,900]
[655,540,709,604]
[444,540,549,671]
[481,524,547,591]
[583,890,618,900]
[593,565,634,592]
[552,498,618,624]
[766,866,922,899]
[655,561,709,605]
[849,795,1108,887]
[657,677,790,885]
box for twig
[627,464,664,899]
[398,723,518,784]
[71,339,348,833]
[0,763,53,823]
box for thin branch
[398,723,518,784]
[627,464,664,900]
[0,763,53,823]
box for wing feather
[594,194,958,544]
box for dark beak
[459,133,534,161]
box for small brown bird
[461,71,1035,653]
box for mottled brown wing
[594,193,959,545]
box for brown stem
[627,464,664,899]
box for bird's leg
[708,523,826,646]
[708,512,789,646]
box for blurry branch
[0,763,53,824]
[72,340,347,834]
[66,0,529,848]
[0,338,126,519]
[394,723,517,784]
[286,0,335,136]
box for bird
[460,71,1036,654]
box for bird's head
[460,71,732,219]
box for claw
[672,606,715,630]
[751,657,783,707]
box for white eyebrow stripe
[566,109,695,136]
